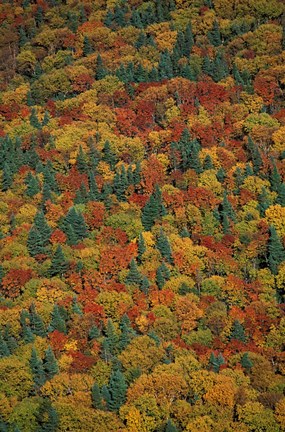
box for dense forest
[0,0,285,430]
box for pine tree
[137,233,146,263]
[0,332,10,358]
[88,171,100,199]
[230,320,246,342]
[48,304,67,334]
[95,54,107,80]
[30,347,46,389]
[241,352,253,371]
[76,145,88,173]
[83,35,93,56]
[140,276,150,294]
[125,259,143,285]
[2,163,13,191]
[91,383,103,409]
[104,319,119,355]
[258,187,271,217]
[29,304,46,337]
[270,163,281,192]
[156,230,173,264]
[277,183,285,206]
[20,310,35,343]
[208,20,222,46]
[48,246,68,277]
[30,108,41,129]
[25,173,40,197]
[37,400,59,432]
[27,226,46,257]
[107,369,127,411]
[103,140,117,170]
[156,262,170,289]
[3,326,17,353]
[44,346,59,380]
[165,419,178,432]
[184,23,194,56]
[158,50,173,80]
[34,210,51,246]
[203,154,213,170]
[89,325,100,340]
[268,225,285,275]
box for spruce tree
[20,310,35,343]
[125,259,143,286]
[29,304,46,337]
[104,319,119,356]
[95,54,107,80]
[76,145,88,173]
[25,173,40,197]
[2,163,13,191]
[48,246,68,278]
[165,419,178,432]
[27,226,46,257]
[34,211,51,246]
[268,225,285,275]
[107,368,127,411]
[208,20,222,46]
[48,304,67,334]
[156,230,173,264]
[0,332,10,358]
[241,352,253,371]
[43,346,59,380]
[229,320,246,342]
[270,163,281,193]
[137,233,146,263]
[258,187,271,217]
[37,400,59,432]
[88,171,100,201]
[103,140,117,170]
[83,35,93,56]
[91,383,103,409]
[30,347,46,390]
[277,183,285,207]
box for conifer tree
[277,183,285,206]
[29,304,46,337]
[76,145,88,173]
[241,352,253,371]
[2,163,13,191]
[104,319,119,355]
[125,259,143,285]
[103,140,117,170]
[165,419,178,432]
[208,20,222,46]
[270,163,281,192]
[20,310,35,343]
[37,399,59,432]
[48,304,67,334]
[268,225,285,275]
[30,347,46,390]
[48,246,68,277]
[229,320,246,342]
[27,226,46,257]
[91,383,103,409]
[0,332,10,358]
[34,211,51,246]
[156,229,174,264]
[137,233,146,263]
[83,35,93,56]
[25,173,40,197]
[107,369,127,411]
[95,54,107,80]
[43,346,59,380]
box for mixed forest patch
[0,0,285,430]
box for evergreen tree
[29,304,46,337]
[89,325,100,340]
[258,187,271,217]
[48,246,68,277]
[156,262,170,289]
[25,173,40,197]
[125,259,142,286]
[208,20,222,46]
[203,154,213,170]
[277,183,285,206]
[241,352,253,371]
[91,383,103,409]
[30,347,46,389]
[20,310,34,343]
[76,145,88,173]
[2,163,13,191]
[158,50,173,80]
[83,36,93,56]
[27,226,46,257]
[103,140,117,170]
[34,210,51,246]
[0,332,10,358]
[37,399,59,432]
[104,319,119,355]
[48,304,67,334]
[42,110,50,127]
[209,352,225,373]
[222,192,236,222]
[95,54,107,80]
[184,23,194,56]
[270,163,281,192]
[268,225,285,275]
[107,369,127,411]
[3,325,17,353]
[229,320,246,342]
[165,419,178,432]
[156,229,173,264]
[137,233,146,263]
[43,346,59,380]
[30,108,41,129]
[141,185,166,231]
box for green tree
[48,304,67,334]
[91,383,103,409]
[137,233,146,263]
[156,229,173,264]
[34,210,52,246]
[83,35,93,56]
[29,304,46,337]
[241,352,253,371]
[107,368,127,412]
[48,246,68,277]
[125,259,143,286]
[165,419,178,432]
[43,346,59,380]
[230,320,246,342]
[25,173,40,197]
[36,399,59,432]
[277,183,285,206]
[76,145,88,173]
[30,347,46,390]
[208,20,222,46]
[2,163,13,191]
[268,225,285,275]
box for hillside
[1,0,285,431]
